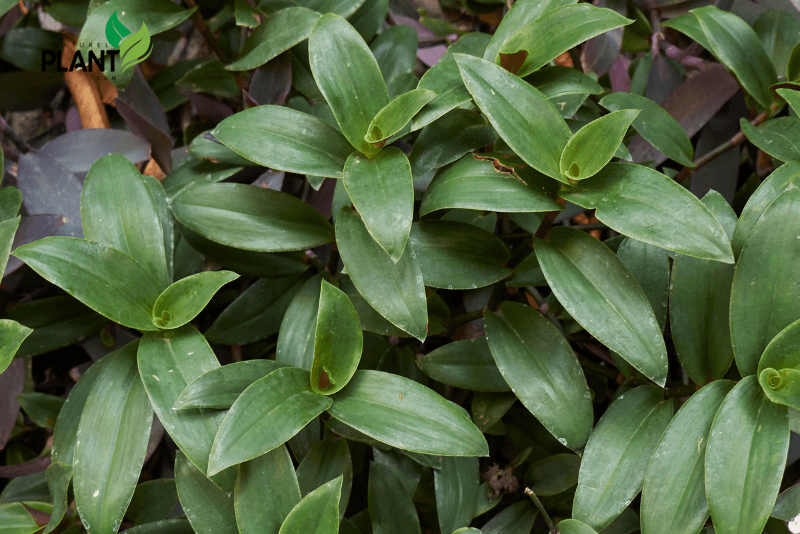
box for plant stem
[327,244,340,275]
[525,488,557,533]
[0,115,34,154]
[534,197,567,240]
[445,309,484,329]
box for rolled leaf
[365,89,436,144]
[152,271,238,329]
[757,319,800,410]
[559,110,638,181]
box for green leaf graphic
[105,11,131,49]
[119,22,152,73]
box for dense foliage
[1,0,800,533]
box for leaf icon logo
[105,11,131,49]
[119,22,153,73]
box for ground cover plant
[0,0,800,533]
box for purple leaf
[179,90,233,123]
[38,129,150,173]
[248,53,292,106]
[581,0,626,76]
[5,214,68,276]
[16,152,83,237]
[0,358,25,450]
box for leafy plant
[0,0,799,533]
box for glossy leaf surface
[559,110,638,180]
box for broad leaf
[365,89,436,144]
[309,14,389,156]
[557,519,597,534]
[328,370,489,456]
[640,380,734,534]
[152,271,239,329]
[277,274,325,372]
[312,281,363,394]
[208,368,332,475]
[481,501,538,534]
[599,92,694,167]
[335,207,427,341]
[235,446,301,534]
[171,183,334,252]
[343,148,414,262]
[435,457,479,534]
[0,320,32,375]
[12,237,165,331]
[616,237,669,332]
[559,110,638,180]
[279,476,342,534]
[484,302,593,450]
[212,106,353,178]
[534,227,668,386]
[741,116,800,163]
[369,463,421,534]
[296,436,353,520]
[573,386,673,530]
[73,341,154,534]
[706,376,789,534]
[418,338,510,392]
[454,54,571,182]
[175,451,237,533]
[561,163,734,263]
[174,360,286,410]
[411,60,472,132]
[127,479,178,525]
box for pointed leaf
[435,457,479,534]
[454,54,571,182]
[498,4,631,78]
[12,237,164,331]
[369,463,420,534]
[208,367,332,475]
[559,110,638,180]
[573,386,673,531]
[309,14,389,156]
[706,376,789,534]
[410,60,472,132]
[0,320,32,375]
[616,237,669,332]
[561,163,734,263]
[277,274,325,372]
[175,451,237,534]
[343,148,413,262]
[483,0,578,62]
[235,446,301,534]
[557,520,598,534]
[599,92,694,167]
[44,462,72,534]
[152,271,238,329]
[171,183,334,252]
[757,319,800,410]
[730,186,800,376]
[73,341,154,534]
[127,479,178,525]
[174,360,286,410]
[481,501,538,534]
[279,476,342,534]
[296,436,353,521]
[212,106,353,178]
[0,216,19,278]
[328,370,489,456]
[335,207,427,341]
[227,7,322,71]
[741,116,800,163]
[484,301,593,450]
[312,281,363,394]
[640,380,734,534]
[692,6,777,109]
[534,227,669,386]
[365,89,436,144]
[418,338,510,392]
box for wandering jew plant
[0,0,799,533]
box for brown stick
[0,455,51,478]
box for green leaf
[312,280,363,394]
[171,183,333,252]
[16,392,62,428]
[732,161,800,257]
[454,54,571,182]
[435,457,479,534]
[277,274,325,371]
[409,108,498,177]
[559,110,638,180]
[561,163,734,263]
[309,13,389,156]
[534,227,668,386]
[296,436,353,521]
[484,302,593,450]
[498,4,631,78]
[0,502,39,534]
[73,340,154,534]
[278,476,342,534]
[661,15,712,52]
[174,360,286,410]
[127,479,178,525]
[365,89,436,144]
[706,376,789,534]
[120,519,193,534]
[557,519,598,534]
[741,116,800,163]
[151,271,238,329]
[483,0,578,63]
[138,326,231,482]
[188,133,259,168]
[211,106,353,178]
[691,6,777,109]
[420,155,561,215]
[757,319,800,410]
[227,7,322,70]
[0,186,21,221]
[411,60,472,132]
[409,220,511,290]
[0,320,32,375]
[296,0,365,18]
[418,338,510,392]
[730,186,800,376]
[525,453,581,496]
[616,238,669,332]
[12,237,164,331]
[0,215,18,276]
[335,207,427,341]
[599,92,694,167]
[175,451,238,533]
[208,367,332,475]
[343,148,414,262]
[525,66,603,99]
[778,87,800,116]
[328,370,489,456]
[235,446,301,534]
[572,386,674,531]
[44,462,72,534]
[481,501,538,534]
[640,380,734,534]
[370,25,417,98]
[772,483,800,520]
[368,463,420,534]
[756,11,800,75]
